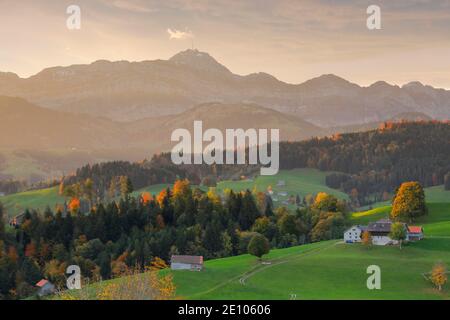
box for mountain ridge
[0,49,449,126]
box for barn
[36,279,56,297]
[171,255,204,271]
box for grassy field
[425,185,450,203]
[0,186,65,217]
[215,169,349,209]
[57,236,450,300]
[163,237,450,300]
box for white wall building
[344,225,366,243]
[171,255,204,271]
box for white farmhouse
[344,225,366,243]
[367,219,410,245]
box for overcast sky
[1,0,450,88]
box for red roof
[408,226,423,233]
[36,279,48,287]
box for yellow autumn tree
[150,257,168,271]
[391,181,427,222]
[97,266,175,300]
[207,188,221,205]
[430,263,447,291]
[172,179,190,198]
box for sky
[1,0,450,88]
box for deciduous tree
[390,222,407,249]
[430,262,447,291]
[248,233,270,260]
[391,182,427,222]
[361,230,372,247]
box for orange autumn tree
[141,192,152,205]
[172,179,190,198]
[156,189,169,207]
[361,230,372,247]
[69,197,80,214]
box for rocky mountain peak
[169,49,230,73]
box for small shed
[171,255,204,271]
[408,226,424,241]
[36,279,56,297]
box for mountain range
[1,49,449,181]
[1,49,449,127]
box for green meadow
[166,237,450,300]
[0,186,65,218]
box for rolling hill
[54,238,450,300]
[0,97,324,180]
[165,237,450,300]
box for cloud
[111,0,157,13]
[167,28,194,40]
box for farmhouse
[367,219,394,245]
[345,219,423,246]
[171,255,204,271]
[36,279,56,297]
[408,226,424,241]
[344,225,367,243]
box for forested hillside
[279,121,450,205]
[61,121,449,207]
